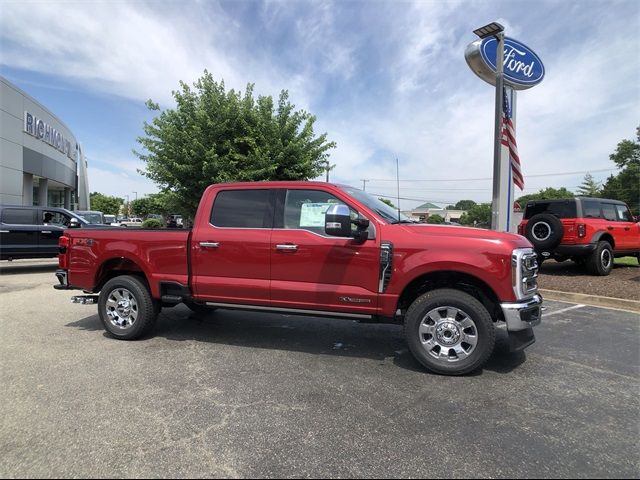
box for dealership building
[0,76,90,210]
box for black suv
[518,197,639,275]
[0,205,106,261]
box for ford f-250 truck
[54,181,542,375]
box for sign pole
[490,32,505,231]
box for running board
[204,302,373,320]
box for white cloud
[1,0,638,207]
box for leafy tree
[89,192,123,215]
[601,127,639,215]
[378,198,396,208]
[142,218,162,229]
[129,194,170,218]
[453,200,476,211]
[136,71,336,217]
[459,203,491,227]
[427,214,445,224]
[516,187,575,206]
[576,173,602,197]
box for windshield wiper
[389,219,416,224]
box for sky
[1,0,638,209]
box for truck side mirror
[69,218,81,229]
[325,205,369,242]
[325,204,351,237]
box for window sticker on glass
[299,203,336,227]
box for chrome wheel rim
[105,288,138,329]
[419,306,478,363]
[601,249,612,269]
[532,221,551,241]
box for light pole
[361,179,369,191]
[133,191,138,201]
[473,22,504,231]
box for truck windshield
[338,186,412,224]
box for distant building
[407,202,466,223]
[0,76,89,209]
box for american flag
[502,87,524,190]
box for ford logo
[465,37,544,90]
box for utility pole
[361,179,370,191]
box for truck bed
[64,228,191,298]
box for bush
[142,219,162,229]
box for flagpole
[490,31,505,231]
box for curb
[539,289,640,313]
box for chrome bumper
[501,294,542,332]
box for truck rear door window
[582,200,602,218]
[210,189,272,228]
[524,201,576,219]
[2,209,34,225]
[602,203,617,221]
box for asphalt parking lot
[1,260,639,478]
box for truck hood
[399,224,532,249]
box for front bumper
[501,294,542,332]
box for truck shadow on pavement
[66,306,526,376]
[0,263,58,275]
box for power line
[365,167,616,183]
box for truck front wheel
[404,288,496,375]
[98,275,159,340]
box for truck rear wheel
[586,241,613,276]
[98,275,159,340]
[404,288,496,376]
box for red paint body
[60,182,534,317]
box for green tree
[516,187,575,206]
[453,200,476,211]
[576,173,602,197]
[601,127,639,215]
[427,214,445,224]
[135,71,336,217]
[89,192,123,215]
[459,203,491,227]
[378,198,396,208]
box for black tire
[98,275,159,340]
[525,213,564,252]
[404,288,496,376]
[587,241,614,276]
[184,300,216,314]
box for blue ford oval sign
[465,37,544,90]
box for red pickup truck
[55,181,542,375]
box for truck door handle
[199,241,220,248]
[0,230,9,233]
[607,226,614,230]
[41,230,52,234]
[625,227,631,231]
[276,244,298,252]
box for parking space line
[544,304,585,317]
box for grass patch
[615,256,639,266]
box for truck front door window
[283,189,357,235]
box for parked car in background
[103,214,116,225]
[75,210,105,225]
[166,214,183,228]
[0,205,109,260]
[518,197,640,275]
[118,217,144,228]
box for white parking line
[545,304,586,317]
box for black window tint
[210,189,272,228]
[524,201,577,219]
[43,211,71,226]
[2,209,34,225]
[283,189,356,234]
[582,200,601,218]
[601,203,617,221]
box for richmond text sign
[24,111,75,160]
[465,37,545,90]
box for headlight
[512,248,539,300]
